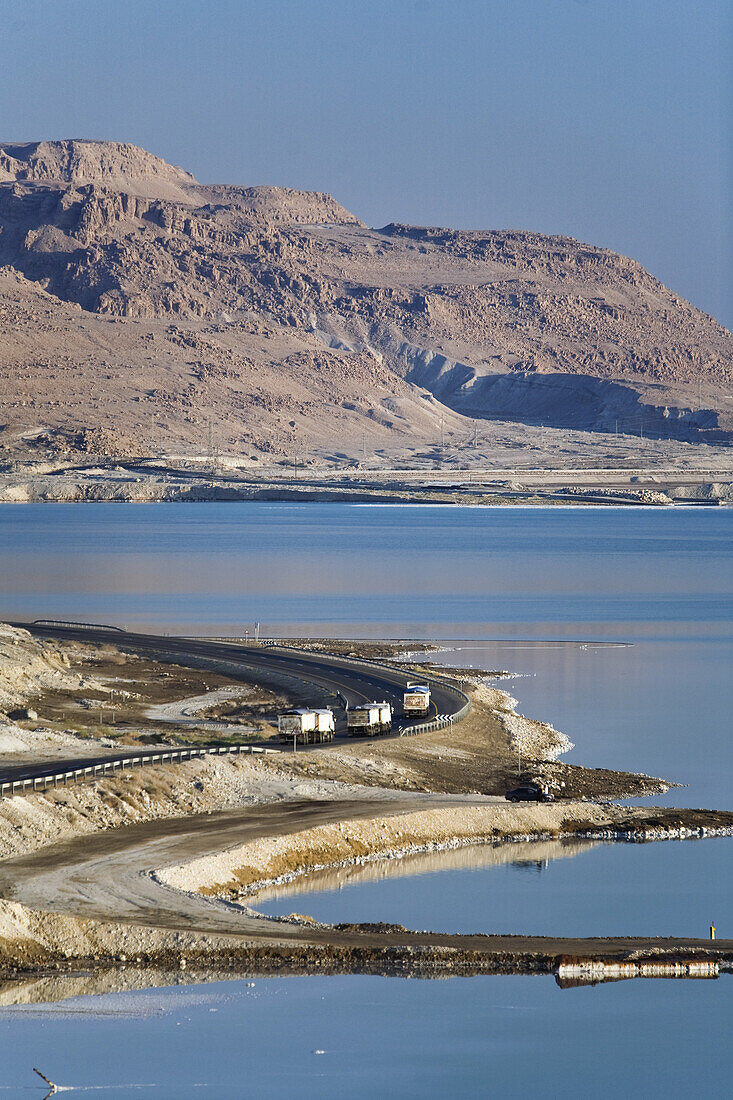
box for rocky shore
[2,793,732,982]
[1,624,732,983]
[1,458,731,507]
[156,801,733,903]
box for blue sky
[1,0,730,326]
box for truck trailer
[377,702,393,730]
[278,708,335,745]
[403,683,431,719]
[347,701,393,737]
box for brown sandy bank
[157,799,733,899]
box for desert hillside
[0,139,731,464]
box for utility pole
[207,415,218,474]
[362,428,366,463]
[472,423,478,449]
[440,412,445,448]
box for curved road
[1,622,467,787]
[2,623,731,970]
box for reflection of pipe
[556,958,719,988]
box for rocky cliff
[0,139,730,461]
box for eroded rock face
[0,139,730,457]
[0,139,196,198]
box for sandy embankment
[0,623,115,754]
[3,793,733,983]
[248,835,597,905]
[0,753,380,864]
[156,799,732,905]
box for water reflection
[253,836,598,911]
[254,831,733,940]
[1,503,730,637]
[0,968,206,1011]
[2,972,731,1099]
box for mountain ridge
[0,139,730,462]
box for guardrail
[398,699,472,737]
[0,743,275,799]
[31,619,126,632]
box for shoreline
[155,800,733,907]
[165,824,733,909]
[1,461,731,508]
[0,495,729,509]
[2,797,733,985]
[0,624,732,986]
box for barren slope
[0,139,731,465]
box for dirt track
[1,795,731,973]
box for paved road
[1,622,468,787]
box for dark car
[505,784,554,803]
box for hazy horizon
[1,0,730,327]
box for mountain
[0,139,730,464]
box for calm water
[0,502,730,638]
[0,503,730,1097]
[428,637,733,806]
[0,502,730,803]
[0,973,731,1099]
[257,832,732,936]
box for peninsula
[0,621,731,996]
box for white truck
[403,683,431,719]
[347,701,393,737]
[377,702,393,731]
[278,708,335,744]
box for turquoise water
[0,503,730,1097]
